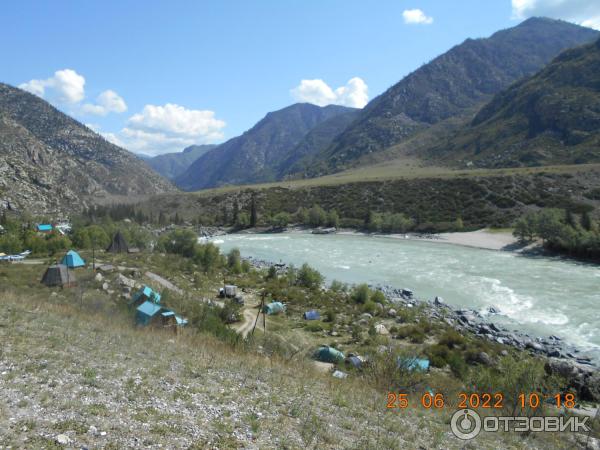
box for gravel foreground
[0,291,587,449]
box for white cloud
[512,0,600,30]
[99,103,226,156]
[290,77,369,108]
[20,69,86,104]
[82,90,127,116]
[20,69,127,118]
[127,103,225,139]
[402,9,434,25]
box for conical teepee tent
[41,264,77,288]
[106,231,129,253]
[61,250,85,268]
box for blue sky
[2,0,599,155]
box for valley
[2,7,600,449]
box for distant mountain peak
[175,103,357,190]
[307,16,599,175]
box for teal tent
[136,300,163,326]
[397,357,430,372]
[314,345,345,363]
[61,250,85,268]
[263,301,286,315]
[129,285,161,308]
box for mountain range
[0,83,174,214]
[170,17,599,191]
[2,17,600,209]
[175,103,357,190]
[139,144,216,180]
[425,36,600,168]
[294,17,600,176]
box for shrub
[438,330,466,349]
[305,322,324,333]
[362,300,377,315]
[363,347,426,391]
[227,248,242,274]
[370,290,386,304]
[323,309,336,323]
[425,344,450,368]
[266,266,278,280]
[330,280,344,292]
[351,284,370,304]
[396,325,425,344]
[447,352,468,379]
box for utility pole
[251,291,266,336]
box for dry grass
[0,262,586,449]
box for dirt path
[234,306,263,338]
[230,293,266,338]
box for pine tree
[250,196,257,227]
[232,199,239,225]
[582,211,593,231]
[566,210,577,228]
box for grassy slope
[0,258,581,449]
[141,164,600,233]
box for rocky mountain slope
[301,17,599,175]
[426,37,600,168]
[175,103,357,191]
[0,83,175,215]
[140,144,216,180]
[276,108,360,179]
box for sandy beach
[429,229,519,251]
[337,228,520,251]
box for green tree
[326,210,340,228]
[308,205,327,227]
[270,212,290,228]
[157,229,197,257]
[454,217,464,231]
[365,211,382,232]
[297,263,324,290]
[536,209,564,243]
[295,207,309,225]
[582,211,594,231]
[236,212,250,229]
[250,196,258,227]
[232,199,240,225]
[194,243,222,273]
[0,234,23,254]
[227,248,242,274]
[565,210,578,229]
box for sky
[2,0,599,156]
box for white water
[212,232,600,359]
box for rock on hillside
[309,17,599,174]
[0,83,175,215]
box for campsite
[1,214,599,448]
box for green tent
[314,345,345,363]
[263,301,286,315]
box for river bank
[337,228,525,251]
[220,225,525,252]
[240,253,600,404]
